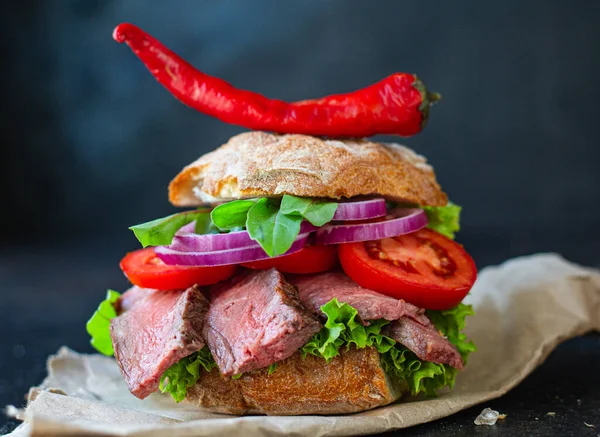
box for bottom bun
[185,347,407,415]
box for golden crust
[185,347,406,416]
[169,132,447,206]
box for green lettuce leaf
[427,303,477,362]
[422,202,462,239]
[86,290,121,356]
[129,210,213,248]
[300,299,395,361]
[159,346,217,402]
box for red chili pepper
[113,23,440,138]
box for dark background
[1,0,599,434]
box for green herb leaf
[159,347,217,402]
[267,363,277,375]
[211,199,257,230]
[279,195,338,226]
[246,198,302,257]
[129,210,210,248]
[422,202,462,240]
[194,211,220,234]
[86,290,121,356]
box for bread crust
[185,347,406,415]
[169,132,447,206]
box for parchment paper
[6,253,600,437]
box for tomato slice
[242,245,338,274]
[338,228,476,310]
[120,248,236,290]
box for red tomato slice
[242,245,338,274]
[338,228,476,310]
[120,248,236,290]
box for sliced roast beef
[205,268,321,377]
[289,271,433,328]
[110,286,209,399]
[383,318,464,369]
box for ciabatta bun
[169,132,447,206]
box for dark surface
[2,0,600,435]
[1,246,599,436]
[1,0,600,268]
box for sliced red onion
[333,198,387,221]
[315,208,427,245]
[171,221,316,252]
[156,232,311,266]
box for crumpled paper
[6,253,600,437]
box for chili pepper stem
[413,76,441,130]
[428,92,442,104]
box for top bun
[169,132,447,206]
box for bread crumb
[546,412,556,417]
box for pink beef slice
[288,271,433,328]
[382,318,464,369]
[110,286,209,399]
[205,268,321,377]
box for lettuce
[86,290,121,356]
[422,202,462,239]
[159,346,217,402]
[301,298,476,397]
[300,299,395,361]
[427,303,477,361]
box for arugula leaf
[267,363,277,375]
[422,202,462,240]
[211,199,256,230]
[279,195,338,226]
[159,347,217,402]
[246,198,302,257]
[129,210,210,248]
[86,290,121,356]
[194,211,220,234]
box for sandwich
[86,24,477,416]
